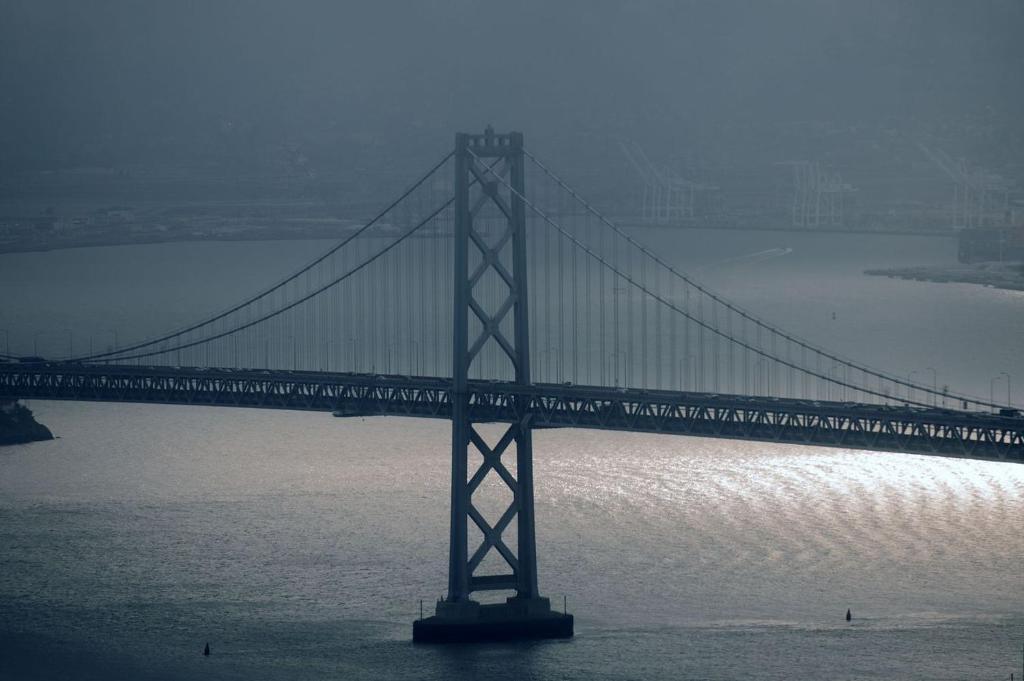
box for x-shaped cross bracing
[466,422,523,575]
[464,159,522,373]
[462,157,527,579]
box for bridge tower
[413,128,573,642]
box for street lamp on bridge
[925,367,937,407]
[409,340,420,376]
[757,358,774,397]
[608,351,626,388]
[907,370,919,404]
[678,355,696,392]
[991,373,1012,408]
[541,348,561,384]
[830,363,845,402]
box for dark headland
[0,400,54,446]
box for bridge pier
[414,596,572,643]
[413,128,572,643]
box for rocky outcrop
[0,400,54,446]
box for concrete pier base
[413,596,573,643]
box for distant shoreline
[0,227,446,256]
[615,221,955,238]
[0,221,955,257]
[864,262,1024,292]
[0,230,346,256]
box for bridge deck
[2,363,1021,463]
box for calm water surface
[1,230,1022,680]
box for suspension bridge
[1,128,1021,642]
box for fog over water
[2,233,1022,679]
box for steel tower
[414,127,572,642]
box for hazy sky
[2,0,1022,170]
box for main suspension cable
[70,156,502,365]
[79,198,453,364]
[472,148,938,409]
[523,148,1001,410]
[69,150,455,362]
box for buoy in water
[846,609,851,622]
[203,642,210,656]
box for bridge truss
[2,364,1021,463]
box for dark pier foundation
[413,597,573,643]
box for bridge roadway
[2,362,1021,463]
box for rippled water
[1,231,1023,679]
